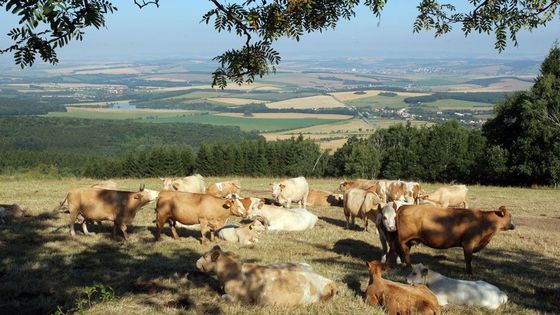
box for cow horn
[139,184,145,191]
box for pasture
[0,177,559,314]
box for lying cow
[418,185,468,208]
[207,180,241,197]
[216,219,266,245]
[306,189,343,207]
[161,174,206,193]
[154,191,246,244]
[65,185,158,240]
[407,264,508,310]
[343,188,382,231]
[271,176,309,208]
[397,205,515,274]
[248,204,317,231]
[365,260,440,315]
[0,204,25,224]
[196,246,336,305]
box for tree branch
[134,0,160,8]
[208,0,253,46]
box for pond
[111,103,136,109]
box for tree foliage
[1,0,558,87]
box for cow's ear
[211,251,220,262]
[172,183,180,191]
[392,202,398,211]
[495,208,506,217]
[223,201,232,209]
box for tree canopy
[1,0,559,87]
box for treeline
[404,92,508,105]
[0,94,71,115]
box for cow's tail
[52,194,69,214]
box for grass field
[343,94,408,109]
[0,177,558,314]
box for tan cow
[216,219,267,245]
[343,188,383,231]
[154,191,246,244]
[397,205,515,274]
[196,246,336,305]
[365,260,440,315]
[306,189,343,207]
[160,174,206,193]
[64,185,158,240]
[338,179,378,192]
[207,180,241,197]
[418,185,468,208]
[271,176,309,208]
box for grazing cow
[271,176,309,208]
[365,260,440,315]
[154,191,246,243]
[0,204,25,224]
[407,264,508,310]
[397,205,515,274]
[217,219,267,245]
[418,185,468,208]
[248,204,318,231]
[207,180,241,197]
[65,185,158,240]
[337,179,378,192]
[160,174,206,193]
[376,202,402,263]
[306,189,343,207]
[196,246,337,305]
[343,188,382,231]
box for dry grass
[330,90,428,102]
[266,95,346,109]
[0,177,559,314]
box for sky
[1,0,559,64]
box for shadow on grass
[319,216,367,231]
[0,213,223,314]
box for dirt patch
[515,216,560,233]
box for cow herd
[49,175,516,313]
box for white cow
[376,201,399,263]
[248,204,317,231]
[406,264,508,310]
[161,174,206,193]
[271,176,309,209]
[217,220,267,245]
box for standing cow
[207,180,241,197]
[65,185,158,240]
[271,176,309,209]
[161,174,206,193]
[343,188,383,231]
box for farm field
[343,94,409,109]
[266,95,346,109]
[0,177,559,314]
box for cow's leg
[351,215,356,230]
[199,219,209,244]
[112,223,117,239]
[463,245,474,274]
[302,195,307,209]
[286,199,292,209]
[400,240,412,267]
[345,215,350,229]
[378,229,388,262]
[68,205,79,237]
[364,217,369,232]
[463,201,468,208]
[170,220,180,240]
[154,214,167,241]
[81,221,94,236]
[119,222,129,241]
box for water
[111,103,136,109]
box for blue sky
[1,0,559,63]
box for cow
[403,181,421,204]
[337,179,378,192]
[216,219,267,245]
[160,174,206,193]
[407,263,508,310]
[375,201,403,263]
[418,185,468,208]
[397,205,515,274]
[90,180,118,190]
[271,176,309,208]
[248,204,318,231]
[343,188,383,231]
[65,185,158,240]
[365,260,440,315]
[207,180,241,197]
[306,189,343,207]
[196,246,336,305]
[154,191,246,244]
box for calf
[418,185,468,208]
[407,264,508,310]
[397,205,515,274]
[66,185,158,240]
[375,202,401,263]
[196,246,336,305]
[343,188,382,231]
[216,219,266,245]
[207,180,241,197]
[306,189,343,207]
[365,260,440,315]
[248,204,317,231]
[271,176,309,208]
[154,191,246,244]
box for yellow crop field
[267,95,346,109]
[330,90,429,102]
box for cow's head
[224,195,246,217]
[271,183,282,199]
[406,263,429,285]
[338,181,349,192]
[249,219,266,234]
[366,260,386,277]
[495,206,515,230]
[196,245,237,274]
[135,185,159,202]
[381,202,398,232]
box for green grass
[0,177,558,314]
[344,95,408,109]
[47,110,202,120]
[429,99,494,111]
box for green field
[344,95,408,109]
[0,177,558,314]
[47,110,346,132]
[428,99,494,111]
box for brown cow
[307,189,343,207]
[65,185,159,240]
[365,260,440,315]
[397,205,515,274]
[207,180,241,197]
[154,191,246,244]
